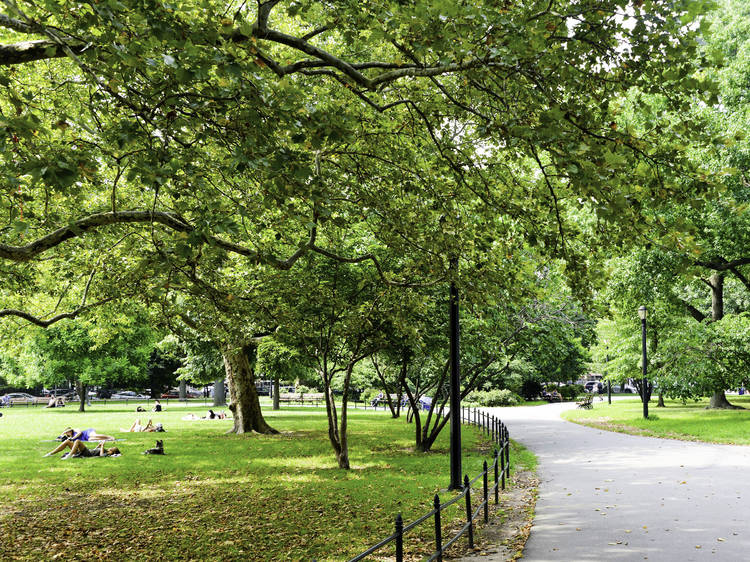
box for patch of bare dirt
[448,469,539,561]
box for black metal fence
[347,407,510,562]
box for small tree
[19,317,153,411]
[257,338,311,410]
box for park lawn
[0,402,529,561]
[563,396,750,445]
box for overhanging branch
[0,210,316,269]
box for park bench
[371,393,405,407]
[576,393,594,409]
[277,392,326,405]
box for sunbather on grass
[121,418,158,432]
[60,441,121,458]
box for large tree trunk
[707,274,738,409]
[711,273,724,321]
[212,377,226,406]
[75,381,87,412]
[657,393,665,407]
[709,391,743,409]
[272,376,280,410]
[178,379,187,401]
[223,344,277,434]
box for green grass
[0,402,532,560]
[563,396,750,445]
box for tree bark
[178,379,187,401]
[272,375,280,410]
[223,344,277,434]
[707,274,737,409]
[708,391,743,409]
[657,393,665,408]
[75,381,87,413]
[213,377,226,406]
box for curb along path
[481,401,750,561]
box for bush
[296,385,314,394]
[520,380,543,401]
[558,384,583,401]
[467,389,522,407]
[361,388,381,403]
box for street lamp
[638,305,648,419]
[605,345,611,405]
[448,257,462,490]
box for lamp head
[638,306,648,320]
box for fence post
[494,449,500,504]
[433,494,443,562]
[474,408,477,426]
[501,442,506,491]
[505,426,510,477]
[483,460,489,523]
[395,514,403,562]
[464,475,474,548]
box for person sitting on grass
[45,396,65,408]
[181,410,230,421]
[120,419,164,432]
[61,441,121,459]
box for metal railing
[348,407,510,562]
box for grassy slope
[0,403,530,560]
[563,396,750,445]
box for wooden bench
[278,392,326,404]
[576,393,594,409]
[371,393,405,407]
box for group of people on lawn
[41,401,230,459]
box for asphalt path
[484,399,750,561]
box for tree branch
[0,296,117,327]
[0,210,316,269]
[0,12,32,33]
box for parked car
[110,391,149,400]
[2,392,42,405]
[584,381,603,393]
[161,390,180,398]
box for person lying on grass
[60,441,121,459]
[56,427,115,442]
[120,419,164,432]
[181,409,230,420]
[45,435,116,457]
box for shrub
[558,384,583,401]
[361,388,381,403]
[520,380,543,401]
[467,389,522,407]
[296,385,314,394]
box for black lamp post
[605,346,611,405]
[448,257,462,490]
[638,305,648,419]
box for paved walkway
[484,400,750,561]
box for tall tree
[0,1,722,435]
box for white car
[2,392,42,405]
[110,391,149,400]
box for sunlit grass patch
[563,396,750,444]
[0,402,532,560]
